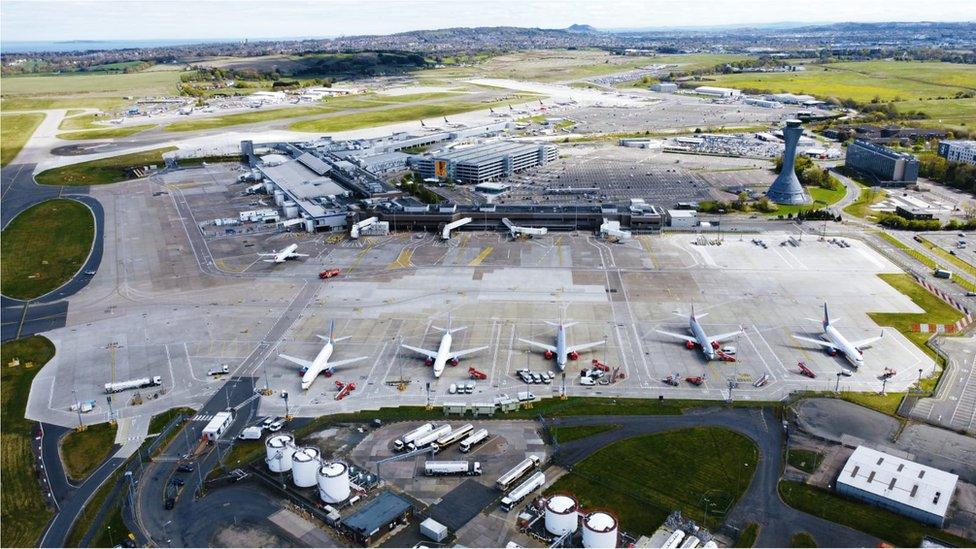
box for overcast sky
[2,0,972,42]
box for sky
[1,0,973,42]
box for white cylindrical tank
[274,190,285,206]
[318,461,351,504]
[291,446,320,487]
[263,180,275,193]
[545,494,579,536]
[283,201,299,219]
[265,434,296,473]
[582,511,618,548]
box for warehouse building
[415,141,558,184]
[938,140,976,165]
[651,82,678,93]
[845,140,919,185]
[836,446,958,527]
[342,491,414,546]
[744,97,782,109]
[694,86,741,98]
[257,154,352,232]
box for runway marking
[639,236,658,269]
[387,248,414,270]
[468,246,494,267]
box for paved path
[548,409,880,547]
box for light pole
[106,395,114,424]
[835,372,841,393]
[72,390,83,429]
[917,368,923,391]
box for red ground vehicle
[591,359,610,372]
[685,376,705,386]
[319,269,341,279]
[468,367,487,380]
[798,362,817,379]
[334,380,356,400]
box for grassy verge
[60,422,117,482]
[0,199,95,300]
[734,523,760,547]
[870,273,962,366]
[843,183,886,219]
[878,232,938,269]
[0,97,126,112]
[547,427,758,535]
[916,236,976,279]
[35,146,176,186]
[1,336,57,547]
[786,449,824,474]
[779,481,973,547]
[772,185,847,216]
[790,532,817,548]
[164,92,458,132]
[550,424,619,444]
[838,391,906,416]
[0,112,45,166]
[57,124,155,140]
[289,97,534,133]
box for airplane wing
[709,330,743,343]
[565,340,606,354]
[451,346,489,359]
[792,335,835,348]
[655,329,697,343]
[851,333,883,350]
[262,259,281,263]
[327,356,369,369]
[400,344,439,360]
[518,338,557,354]
[257,253,277,257]
[279,354,313,369]
[290,253,310,258]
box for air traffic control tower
[766,119,812,205]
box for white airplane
[258,243,309,263]
[519,321,605,371]
[502,218,548,239]
[656,306,743,361]
[279,321,368,390]
[792,303,883,369]
[400,315,488,378]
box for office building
[836,446,958,527]
[415,141,558,184]
[938,140,976,165]
[845,140,919,185]
[342,491,414,546]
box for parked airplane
[656,306,743,361]
[502,218,547,239]
[400,315,488,378]
[519,321,605,371]
[792,303,883,369]
[279,321,368,390]
[258,243,308,264]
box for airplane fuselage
[823,323,864,368]
[554,326,568,370]
[301,341,335,390]
[690,318,716,360]
[432,332,454,378]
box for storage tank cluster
[582,510,619,549]
[264,433,352,504]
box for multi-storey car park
[415,141,558,184]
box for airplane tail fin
[823,303,830,327]
[330,319,335,342]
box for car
[164,498,175,510]
[465,381,475,393]
[531,373,543,384]
[267,420,284,432]
[170,478,185,486]
[83,270,97,276]
[579,374,596,386]
[261,417,275,428]
[176,463,194,473]
[449,383,457,394]
[541,373,552,384]
[721,346,736,355]
[839,370,853,377]
[517,371,533,383]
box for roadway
[133,377,262,547]
[547,409,880,547]
[0,161,106,341]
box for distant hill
[566,24,600,34]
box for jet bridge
[441,217,472,240]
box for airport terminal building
[415,141,558,184]
[844,140,919,185]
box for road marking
[468,246,494,267]
[387,248,414,270]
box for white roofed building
[836,446,959,527]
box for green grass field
[35,146,176,186]
[1,69,181,99]
[549,424,619,443]
[790,532,817,548]
[772,185,847,216]
[57,124,155,140]
[59,422,117,482]
[1,112,45,166]
[779,481,973,547]
[1,336,56,548]
[546,427,758,535]
[1,199,95,300]
[843,183,887,219]
[733,523,760,547]
[787,449,824,474]
[164,92,458,132]
[289,97,525,133]
[710,61,976,103]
